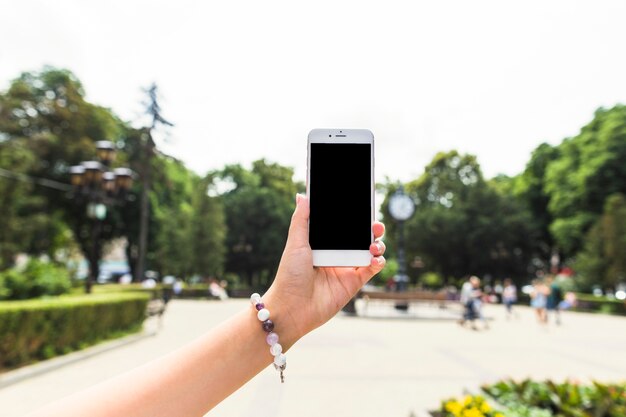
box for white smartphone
[307,128,375,267]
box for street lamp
[69,165,85,188]
[113,168,133,197]
[69,142,133,294]
[96,141,116,165]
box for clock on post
[388,187,414,298]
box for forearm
[29,295,298,417]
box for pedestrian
[530,279,549,324]
[209,278,229,300]
[502,278,517,319]
[546,275,563,325]
[458,276,475,327]
[173,278,183,297]
[471,277,489,330]
[26,194,387,417]
[458,276,487,330]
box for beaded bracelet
[250,293,287,383]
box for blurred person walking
[502,278,517,319]
[458,276,475,327]
[458,276,488,330]
[546,276,563,325]
[530,279,549,324]
[209,278,229,300]
[173,278,184,297]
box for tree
[381,151,534,284]
[0,141,50,267]
[127,154,227,281]
[0,68,125,277]
[0,67,231,289]
[215,160,303,289]
[190,176,226,278]
[544,106,626,257]
[574,193,626,291]
[513,143,560,266]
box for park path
[1,299,625,417]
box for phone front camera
[328,135,331,137]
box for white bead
[273,353,286,367]
[250,293,261,305]
[257,308,270,321]
[270,343,282,356]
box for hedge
[0,292,150,370]
[572,293,626,316]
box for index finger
[373,221,385,239]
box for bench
[357,290,459,315]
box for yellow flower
[464,395,473,406]
[445,400,463,416]
[480,402,492,413]
[462,407,483,417]
[495,413,505,417]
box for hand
[264,194,386,348]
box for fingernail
[296,193,302,205]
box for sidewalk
[1,299,625,417]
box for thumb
[285,193,310,250]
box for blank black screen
[309,143,372,250]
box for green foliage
[482,379,626,417]
[0,68,227,285]
[190,176,226,278]
[571,293,626,316]
[381,151,534,284]
[0,259,71,300]
[513,143,561,266]
[574,194,626,291]
[544,106,626,256]
[145,162,227,279]
[371,258,398,286]
[421,271,443,288]
[0,292,149,369]
[215,159,303,289]
[0,67,128,278]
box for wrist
[261,289,304,351]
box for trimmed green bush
[0,260,72,300]
[572,293,626,316]
[0,292,149,370]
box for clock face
[389,194,415,221]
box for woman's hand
[264,194,386,348]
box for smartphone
[307,129,375,267]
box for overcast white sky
[1,0,625,183]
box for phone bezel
[306,129,375,267]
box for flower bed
[435,380,626,417]
[481,380,626,417]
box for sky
[1,0,626,184]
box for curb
[0,329,157,389]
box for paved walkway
[1,299,625,417]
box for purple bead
[262,319,274,332]
[266,332,279,346]
[255,303,265,311]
